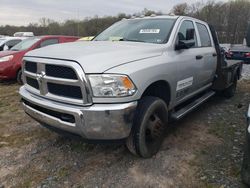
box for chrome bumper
[19,86,137,140]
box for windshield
[11,37,40,51]
[94,18,176,44]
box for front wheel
[126,96,168,158]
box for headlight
[0,55,14,62]
[88,74,137,97]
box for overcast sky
[0,0,227,26]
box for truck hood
[25,41,164,73]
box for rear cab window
[196,22,212,47]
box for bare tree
[1,1,250,44]
[171,3,189,15]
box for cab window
[196,23,212,47]
[178,20,198,48]
[40,39,59,48]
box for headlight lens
[88,74,137,97]
[0,55,14,62]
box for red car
[0,35,79,83]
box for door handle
[196,55,203,60]
[212,53,217,57]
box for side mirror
[175,29,196,50]
[175,40,195,50]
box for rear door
[195,22,217,86]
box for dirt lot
[0,65,250,188]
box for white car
[0,37,26,51]
[13,32,34,37]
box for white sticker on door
[139,29,160,34]
[176,77,193,91]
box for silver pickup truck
[19,15,242,158]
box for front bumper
[19,86,137,140]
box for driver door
[173,20,202,102]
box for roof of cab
[126,15,180,20]
[125,15,206,24]
[122,15,211,31]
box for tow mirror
[175,29,195,50]
[175,39,195,50]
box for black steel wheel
[126,96,168,158]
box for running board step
[171,91,215,120]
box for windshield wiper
[119,38,145,43]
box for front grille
[26,77,39,89]
[45,65,77,79]
[23,99,75,123]
[48,83,82,99]
[25,61,37,73]
[23,60,91,105]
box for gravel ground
[0,65,250,188]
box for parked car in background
[226,45,250,64]
[13,32,34,37]
[0,37,25,51]
[78,36,94,41]
[0,35,79,83]
[242,105,250,186]
[225,23,250,64]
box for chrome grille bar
[22,58,92,106]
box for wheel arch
[141,80,171,106]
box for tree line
[0,0,249,44]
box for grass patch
[0,128,51,148]
[57,167,69,178]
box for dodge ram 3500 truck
[19,16,242,158]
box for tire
[223,74,237,98]
[126,96,168,158]
[17,69,23,85]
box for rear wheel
[126,96,168,158]
[17,69,23,85]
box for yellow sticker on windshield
[109,37,123,41]
[139,29,160,34]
